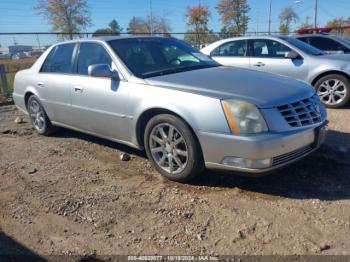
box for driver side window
[77,43,113,76]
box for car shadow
[190,129,350,201]
[0,231,46,262]
[52,127,349,201]
[52,127,147,158]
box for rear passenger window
[77,43,112,76]
[41,44,75,73]
[211,40,247,57]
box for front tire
[27,95,57,135]
[314,74,350,108]
[144,114,204,182]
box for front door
[70,42,131,143]
[249,39,307,81]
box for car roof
[55,35,167,45]
[210,35,291,45]
[296,34,335,38]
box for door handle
[74,86,84,92]
[37,82,45,87]
[253,62,265,67]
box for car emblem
[313,103,321,114]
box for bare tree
[326,18,350,36]
[127,15,171,35]
[279,7,299,34]
[35,0,91,40]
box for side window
[309,37,347,52]
[77,43,112,76]
[41,44,75,73]
[211,40,247,57]
[252,39,292,58]
[297,37,310,44]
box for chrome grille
[277,95,325,128]
[272,145,314,167]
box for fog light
[222,157,272,169]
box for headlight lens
[221,99,268,134]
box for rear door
[70,42,131,142]
[37,43,76,125]
[249,39,307,81]
[210,40,250,69]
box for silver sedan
[13,36,327,182]
[202,35,350,108]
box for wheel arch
[135,107,202,152]
[311,70,350,86]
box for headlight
[221,99,268,134]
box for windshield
[108,37,219,78]
[279,36,324,56]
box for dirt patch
[0,104,350,257]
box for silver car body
[13,37,327,174]
[201,35,350,88]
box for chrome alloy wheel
[149,123,188,175]
[318,79,347,105]
[29,99,46,132]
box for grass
[0,58,37,93]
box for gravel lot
[0,99,350,258]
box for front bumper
[197,122,327,175]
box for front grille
[272,145,313,166]
[277,95,325,127]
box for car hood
[145,66,315,108]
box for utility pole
[313,0,318,29]
[268,0,272,34]
[149,0,153,35]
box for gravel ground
[0,101,350,258]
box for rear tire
[27,95,57,136]
[144,114,204,182]
[314,74,350,108]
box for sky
[0,0,350,47]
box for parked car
[201,35,350,108]
[13,36,327,182]
[296,34,350,54]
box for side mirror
[88,64,120,80]
[285,51,300,59]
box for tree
[298,16,313,30]
[93,19,123,36]
[185,4,211,48]
[35,0,91,40]
[127,17,148,34]
[278,7,298,34]
[109,20,122,34]
[216,0,250,36]
[127,15,171,35]
[326,18,350,36]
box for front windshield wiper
[143,64,219,78]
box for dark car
[296,34,350,54]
